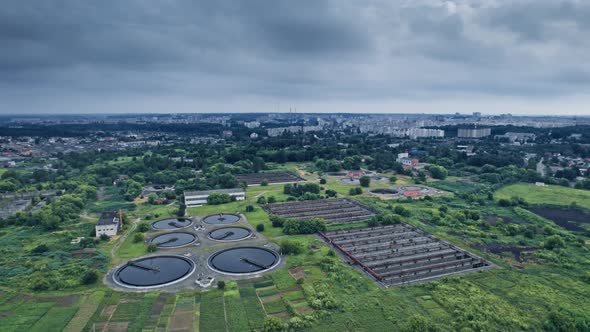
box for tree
[390,176,398,184]
[124,180,143,201]
[133,233,145,243]
[99,233,110,241]
[349,187,362,195]
[147,193,157,204]
[261,179,269,186]
[270,214,285,227]
[325,189,337,197]
[262,317,284,332]
[147,243,158,252]
[257,196,267,205]
[217,280,226,289]
[256,223,265,232]
[81,270,99,285]
[207,193,233,205]
[137,222,150,232]
[359,175,371,187]
[280,240,303,255]
[429,165,448,180]
[267,196,277,204]
[319,178,327,185]
[283,218,326,235]
[31,244,50,254]
[544,235,565,250]
[399,314,439,332]
[245,205,255,212]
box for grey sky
[1,0,590,115]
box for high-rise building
[458,128,491,138]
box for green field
[495,183,590,209]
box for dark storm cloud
[0,0,589,114]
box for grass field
[495,183,590,209]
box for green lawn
[495,183,590,209]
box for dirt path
[253,191,269,199]
[111,217,140,258]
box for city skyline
[2,1,590,115]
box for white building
[95,211,122,237]
[244,121,261,129]
[184,188,246,207]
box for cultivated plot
[320,224,492,286]
[265,198,376,224]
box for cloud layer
[1,0,590,114]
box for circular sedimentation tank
[370,176,389,183]
[202,213,240,225]
[208,247,280,274]
[208,227,252,241]
[150,232,197,248]
[369,188,400,195]
[151,218,192,230]
[114,255,195,288]
[338,177,360,184]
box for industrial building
[184,188,245,207]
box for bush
[280,240,303,255]
[283,218,326,235]
[267,196,277,204]
[349,187,363,195]
[263,317,284,332]
[270,214,285,227]
[147,193,157,204]
[359,175,371,187]
[325,189,337,197]
[390,176,398,184]
[99,233,110,241]
[81,270,99,285]
[544,235,565,250]
[147,243,158,253]
[369,213,402,226]
[257,196,267,205]
[137,222,150,232]
[217,280,226,289]
[393,205,411,217]
[261,180,269,186]
[133,233,145,243]
[319,178,327,185]
[31,244,50,254]
[245,205,255,212]
[256,223,265,232]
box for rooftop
[97,211,120,226]
[184,188,245,196]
